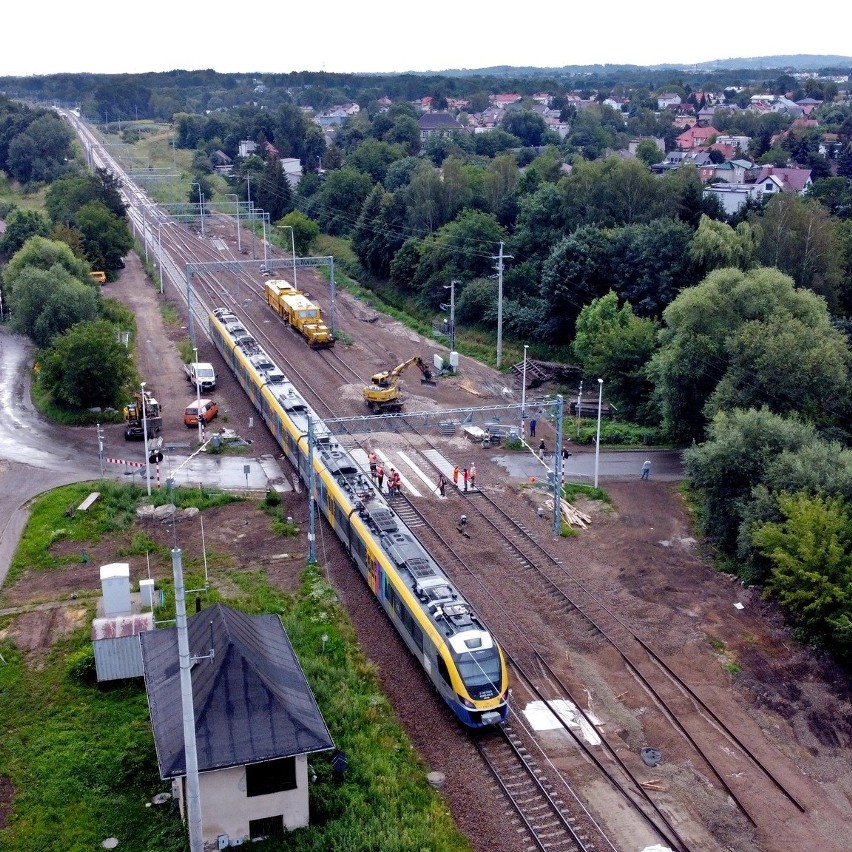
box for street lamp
[594,378,603,489]
[141,382,152,497]
[225,193,241,252]
[193,345,203,442]
[277,224,298,290]
[192,183,205,237]
[521,344,529,434]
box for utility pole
[492,242,512,369]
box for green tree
[3,236,91,293]
[684,407,818,556]
[634,139,662,166]
[346,139,404,184]
[572,292,659,422]
[411,210,507,308]
[40,319,135,409]
[9,266,99,346]
[0,208,50,255]
[752,194,843,310]
[753,492,852,654]
[277,210,319,257]
[256,156,292,222]
[688,214,757,274]
[650,267,852,443]
[352,184,407,278]
[75,202,133,273]
[6,113,73,184]
[313,167,374,236]
[501,111,552,147]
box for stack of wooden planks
[545,497,592,529]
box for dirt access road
[3,248,851,851]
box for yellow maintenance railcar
[265,279,334,349]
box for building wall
[183,757,310,845]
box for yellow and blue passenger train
[208,308,509,728]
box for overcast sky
[5,3,851,77]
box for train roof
[210,308,492,652]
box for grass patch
[160,301,181,327]
[0,483,471,850]
[3,483,237,592]
[571,418,667,447]
[562,482,611,504]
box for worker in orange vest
[368,451,377,479]
[453,464,459,487]
[376,465,385,491]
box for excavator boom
[364,356,434,412]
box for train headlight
[459,696,476,709]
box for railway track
[475,723,599,852]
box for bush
[573,420,664,447]
[67,646,97,684]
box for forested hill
[1,57,849,122]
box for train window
[352,536,366,560]
[393,594,404,620]
[436,656,452,686]
[334,503,348,531]
[412,625,423,651]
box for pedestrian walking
[538,439,546,459]
[469,462,476,489]
[437,474,447,497]
[641,458,651,480]
[368,450,377,479]
[562,446,572,460]
[376,464,385,491]
[529,418,537,438]
[463,467,469,492]
[453,464,459,487]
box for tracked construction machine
[363,356,436,413]
[123,389,162,440]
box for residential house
[715,134,750,153]
[651,150,712,173]
[140,603,334,847]
[419,111,462,143]
[657,93,682,110]
[490,93,522,109]
[676,125,719,150]
[627,138,664,156]
[280,157,303,188]
[752,166,812,194]
[238,140,257,158]
[696,105,719,125]
[797,97,821,116]
[705,174,784,215]
[705,158,754,185]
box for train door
[366,553,381,598]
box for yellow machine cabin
[363,356,435,413]
[265,279,334,349]
[123,389,162,440]
[89,271,107,284]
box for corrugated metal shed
[92,613,154,681]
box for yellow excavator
[363,356,435,413]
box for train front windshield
[456,649,503,699]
